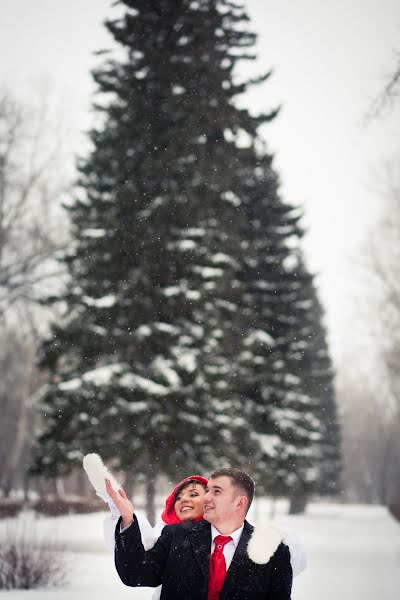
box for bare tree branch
[365,51,400,121]
[0,88,70,324]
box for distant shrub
[0,523,67,590]
[0,499,24,519]
[34,495,105,516]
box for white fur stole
[247,524,283,564]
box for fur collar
[246,523,283,564]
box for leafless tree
[0,88,69,324]
[365,51,400,120]
[0,88,71,497]
[339,368,399,505]
[366,162,400,410]
[339,160,400,507]
[0,329,44,496]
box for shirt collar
[211,523,244,548]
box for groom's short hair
[209,467,255,510]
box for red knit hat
[161,475,208,525]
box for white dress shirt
[210,523,244,570]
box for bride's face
[174,483,206,521]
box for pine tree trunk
[124,471,136,499]
[56,477,65,496]
[1,475,13,498]
[146,474,156,526]
[289,494,308,515]
[22,472,30,501]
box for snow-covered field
[0,501,399,599]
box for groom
[107,467,292,599]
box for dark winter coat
[115,517,292,599]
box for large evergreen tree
[228,144,341,506]
[33,0,341,516]
[252,255,342,511]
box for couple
[106,467,301,599]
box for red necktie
[207,535,233,600]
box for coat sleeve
[115,517,171,588]
[103,510,158,552]
[268,543,293,600]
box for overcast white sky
[1,0,399,359]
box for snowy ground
[0,501,399,599]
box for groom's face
[203,476,242,525]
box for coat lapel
[187,520,212,582]
[220,521,253,600]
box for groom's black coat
[115,517,292,599]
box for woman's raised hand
[105,478,134,528]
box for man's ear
[237,495,248,511]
